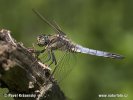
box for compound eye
[36,35,45,46]
[44,36,49,45]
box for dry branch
[0,29,66,100]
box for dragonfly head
[37,34,50,47]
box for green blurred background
[0,0,133,100]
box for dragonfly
[32,9,124,76]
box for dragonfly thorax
[37,34,50,47]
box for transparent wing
[51,51,77,84]
[52,20,62,30]
[32,9,66,35]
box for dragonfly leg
[29,48,45,60]
[48,50,57,81]
[44,50,51,63]
[30,49,45,68]
[49,50,57,66]
[51,50,57,65]
[35,49,45,58]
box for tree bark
[0,29,66,100]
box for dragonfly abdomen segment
[74,45,124,59]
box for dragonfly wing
[75,44,124,59]
[52,20,62,30]
[51,51,76,84]
[32,9,66,35]
[52,20,66,35]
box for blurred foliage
[0,0,133,100]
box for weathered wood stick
[0,29,66,100]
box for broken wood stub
[0,29,66,100]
